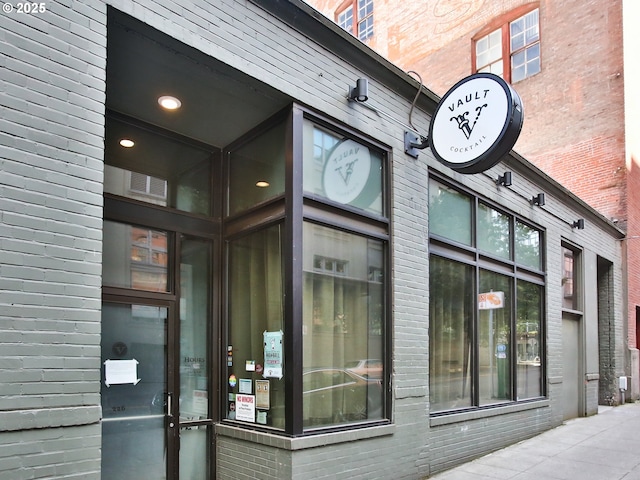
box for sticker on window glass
[263,330,283,379]
[235,394,255,422]
[239,378,252,394]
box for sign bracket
[404,131,430,159]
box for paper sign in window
[104,359,140,386]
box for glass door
[101,225,214,479]
[101,301,176,479]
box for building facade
[306,0,640,402]
[0,0,627,478]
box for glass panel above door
[227,120,286,216]
[103,220,170,292]
[104,117,213,216]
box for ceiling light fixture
[119,139,135,148]
[158,95,182,110]
[255,180,270,188]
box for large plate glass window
[302,222,384,429]
[428,177,545,414]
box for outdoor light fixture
[496,171,512,187]
[531,193,545,206]
[348,78,369,102]
[158,95,182,110]
[119,138,135,148]
[572,219,585,229]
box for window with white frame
[474,7,540,83]
[337,0,373,41]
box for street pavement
[427,402,640,480]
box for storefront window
[228,121,286,216]
[302,222,384,428]
[478,270,512,405]
[303,120,383,216]
[428,178,545,413]
[517,281,542,399]
[429,256,473,411]
[227,224,285,429]
[429,179,472,246]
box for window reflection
[517,281,542,399]
[103,221,169,292]
[429,256,473,411]
[562,247,579,310]
[515,221,541,270]
[303,223,384,428]
[304,121,384,216]
[478,270,512,405]
[228,121,286,216]
[478,204,510,259]
[429,179,472,246]
[104,117,212,216]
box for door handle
[167,392,175,428]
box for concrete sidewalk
[427,402,640,480]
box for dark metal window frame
[221,104,392,436]
[428,172,547,415]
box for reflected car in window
[345,359,383,379]
[303,368,382,427]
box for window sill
[216,422,395,450]
[429,399,549,427]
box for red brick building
[307,0,640,401]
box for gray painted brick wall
[0,0,106,477]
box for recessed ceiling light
[158,95,182,110]
[119,138,135,148]
[256,180,270,188]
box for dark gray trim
[249,0,439,112]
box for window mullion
[502,23,511,83]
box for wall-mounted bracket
[404,131,430,159]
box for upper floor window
[337,0,374,41]
[474,7,540,83]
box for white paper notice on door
[104,359,140,386]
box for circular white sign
[323,139,372,204]
[428,73,523,174]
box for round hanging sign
[428,73,523,174]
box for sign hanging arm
[405,70,431,158]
